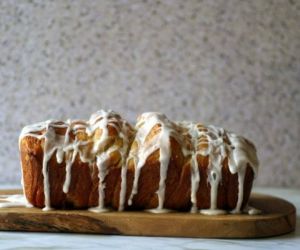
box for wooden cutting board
[0,190,296,238]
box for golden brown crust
[124,137,192,211]
[20,117,135,209]
[20,117,255,211]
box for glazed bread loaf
[19,110,259,214]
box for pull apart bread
[19,110,259,214]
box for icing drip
[200,208,227,215]
[118,158,128,211]
[0,195,33,208]
[118,123,130,211]
[41,129,53,211]
[155,125,171,211]
[88,154,110,213]
[232,166,246,214]
[62,140,83,193]
[184,123,200,213]
[190,153,200,213]
[96,153,108,211]
[146,208,174,213]
[88,111,110,212]
[244,205,262,215]
[89,146,119,212]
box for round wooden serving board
[0,190,296,238]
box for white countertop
[0,187,299,250]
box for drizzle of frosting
[244,205,262,215]
[196,125,230,215]
[0,194,33,208]
[179,122,200,213]
[17,110,259,215]
[200,209,227,215]
[146,208,174,213]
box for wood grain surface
[0,190,296,238]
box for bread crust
[20,133,254,211]
[20,112,256,212]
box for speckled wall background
[0,0,299,187]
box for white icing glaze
[146,208,174,214]
[88,206,111,213]
[190,153,200,213]
[118,162,127,211]
[0,194,33,208]
[185,123,200,213]
[200,209,227,215]
[118,125,131,211]
[17,110,259,215]
[245,205,262,215]
[89,146,119,212]
[108,119,132,212]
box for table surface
[0,186,299,250]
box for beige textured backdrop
[0,0,299,187]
